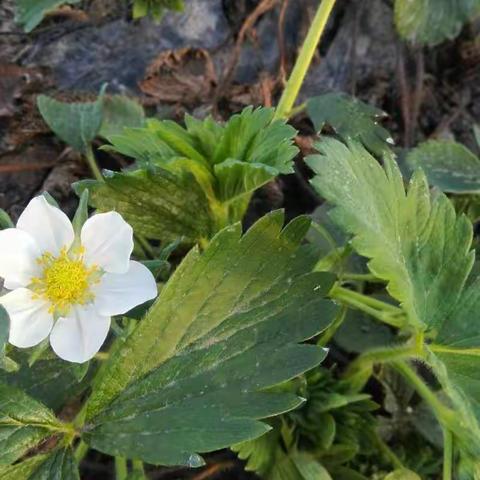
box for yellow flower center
[31,247,99,316]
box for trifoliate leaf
[0,448,79,480]
[37,92,104,154]
[99,96,145,140]
[0,383,65,464]
[394,0,480,46]
[15,0,81,32]
[82,212,338,466]
[406,140,480,193]
[307,138,480,470]
[74,166,214,244]
[307,93,392,156]
[100,107,298,239]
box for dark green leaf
[15,0,81,32]
[394,0,480,46]
[406,140,480,193]
[0,383,64,464]
[307,94,392,156]
[82,212,338,466]
[37,93,104,153]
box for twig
[277,0,290,85]
[213,0,279,104]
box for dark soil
[1,0,479,477]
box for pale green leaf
[37,93,104,154]
[99,95,145,140]
[307,93,392,156]
[292,454,332,480]
[15,0,81,32]
[0,383,64,464]
[384,469,421,480]
[74,166,214,243]
[406,140,480,193]
[307,138,474,330]
[81,212,338,465]
[394,0,480,46]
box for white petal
[0,288,53,348]
[17,196,74,256]
[81,212,133,274]
[93,261,157,316]
[50,304,110,363]
[0,229,41,287]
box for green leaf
[132,0,184,20]
[307,93,392,156]
[0,448,79,480]
[307,138,474,331]
[394,0,480,46]
[99,95,145,140]
[101,107,298,239]
[81,212,338,465]
[15,0,81,32]
[307,138,480,469]
[0,351,91,411]
[0,383,65,464]
[0,209,14,230]
[37,92,104,154]
[292,454,332,480]
[384,469,421,480]
[406,140,480,193]
[74,166,214,243]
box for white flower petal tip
[94,261,157,316]
[17,195,74,255]
[0,229,40,288]
[81,211,134,274]
[50,305,111,363]
[0,288,53,348]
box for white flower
[0,196,157,363]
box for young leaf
[37,92,104,154]
[0,383,65,464]
[74,166,214,244]
[406,140,480,193]
[15,0,81,32]
[394,0,480,46]
[307,138,473,330]
[0,448,79,479]
[81,212,338,466]
[307,93,392,156]
[98,107,298,241]
[99,96,145,140]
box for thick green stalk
[85,144,103,182]
[274,0,337,119]
[115,457,128,480]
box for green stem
[330,286,406,328]
[368,429,404,470]
[85,144,103,182]
[274,0,337,119]
[132,459,145,475]
[135,234,155,258]
[393,361,454,423]
[443,428,453,480]
[340,272,385,283]
[115,457,128,480]
[345,343,420,379]
[74,440,89,463]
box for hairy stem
[274,0,337,119]
[330,285,406,328]
[115,457,128,480]
[74,440,89,463]
[84,144,103,182]
[443,428,453,480]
